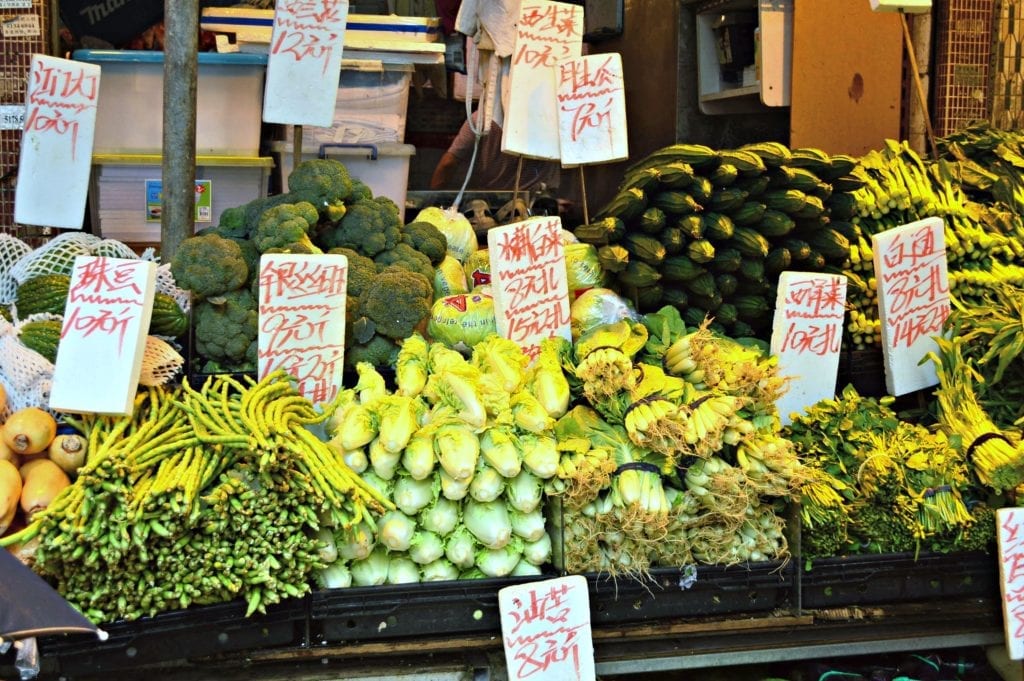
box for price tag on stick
[769,272,848,426]
[503,1,584,160]
[871,216,950,396]
[15,54,100,229]
[257,253,348,405]
[263,0,349,127]
[487,216,572,362]
[49,257,157,416]
[556,53,629,166]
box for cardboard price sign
[871,216,950,395]
[257,254,348,405]
[15,54,100,229]
[487,217,572,362]
[769,272,847,426]
[49,257,157,416]
[556,53,628,166]
[499,575,596,681]
[502,1,584,161]
[996,508,1024,659]
[263,0,350,127]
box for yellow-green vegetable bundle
[0,371,385,622]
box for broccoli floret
[288,158,353,222]
[327,247,377,298]
[344,333,399,372]
[242,193,295,238]
[401,220,448,266]
[316,197,401,257]
[170,233,249,300]
[349,179,373,203]
[194,288,258,365]
[358,267,433,340]
[216,206,248,239]
[252,201,323,254]
[237,238,260,274]
[373,242,434,282]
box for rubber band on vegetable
[965,431,1012,462]
[612,461,662,477]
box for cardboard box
[74,50,267,156]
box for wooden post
[900,10,940,160]
[160,0,199,261]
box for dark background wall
[403,0,791,216]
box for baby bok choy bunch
[316,333,564,586]
[547,305,802,577]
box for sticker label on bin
[145,179,212,223]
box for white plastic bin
[283,63,412,146]
[274,142,415,221]
[88,154,273,246]
[73,50,267,156]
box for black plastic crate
[587,560,795,625]
[37,597,309,675]
[800,551,999,610]
[310,576,545,643]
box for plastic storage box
[73,50,267,156]
[283,63,413,146]
[273,142,415,221]
[88,154,274,247]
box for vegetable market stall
[5,125,1024,680]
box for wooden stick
[578,165,589,225]
[294,125,304,174]
[900,10,939,160]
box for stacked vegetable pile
[171,158,452,374]
[835,137,1024,351]
[574,142,859,337]
[546,305,803,576]
[926,281,1024,491]
[0,372,387,622]
[313,333,566,586]
[787,386,996,559]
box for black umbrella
[0,547,107,643]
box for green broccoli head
[327,247,377,298]
[344,333,399,372]
[358,267,433,340]
[216,205,248,239]
[194,288,258,365]
[373,242,434,282]
[401,220,448,266]
[242,193,294,239]
[252,201,323,254]
[316,197,401,257]
[349,179,373,203]
[170,233,249,300]
[288,158,353,222]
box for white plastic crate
[283,64,412,146]
[274,142,414,221]
[89,154,273,246]
[73,50,267,156]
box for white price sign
[0,0,32,8]
[0,105,25,130]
